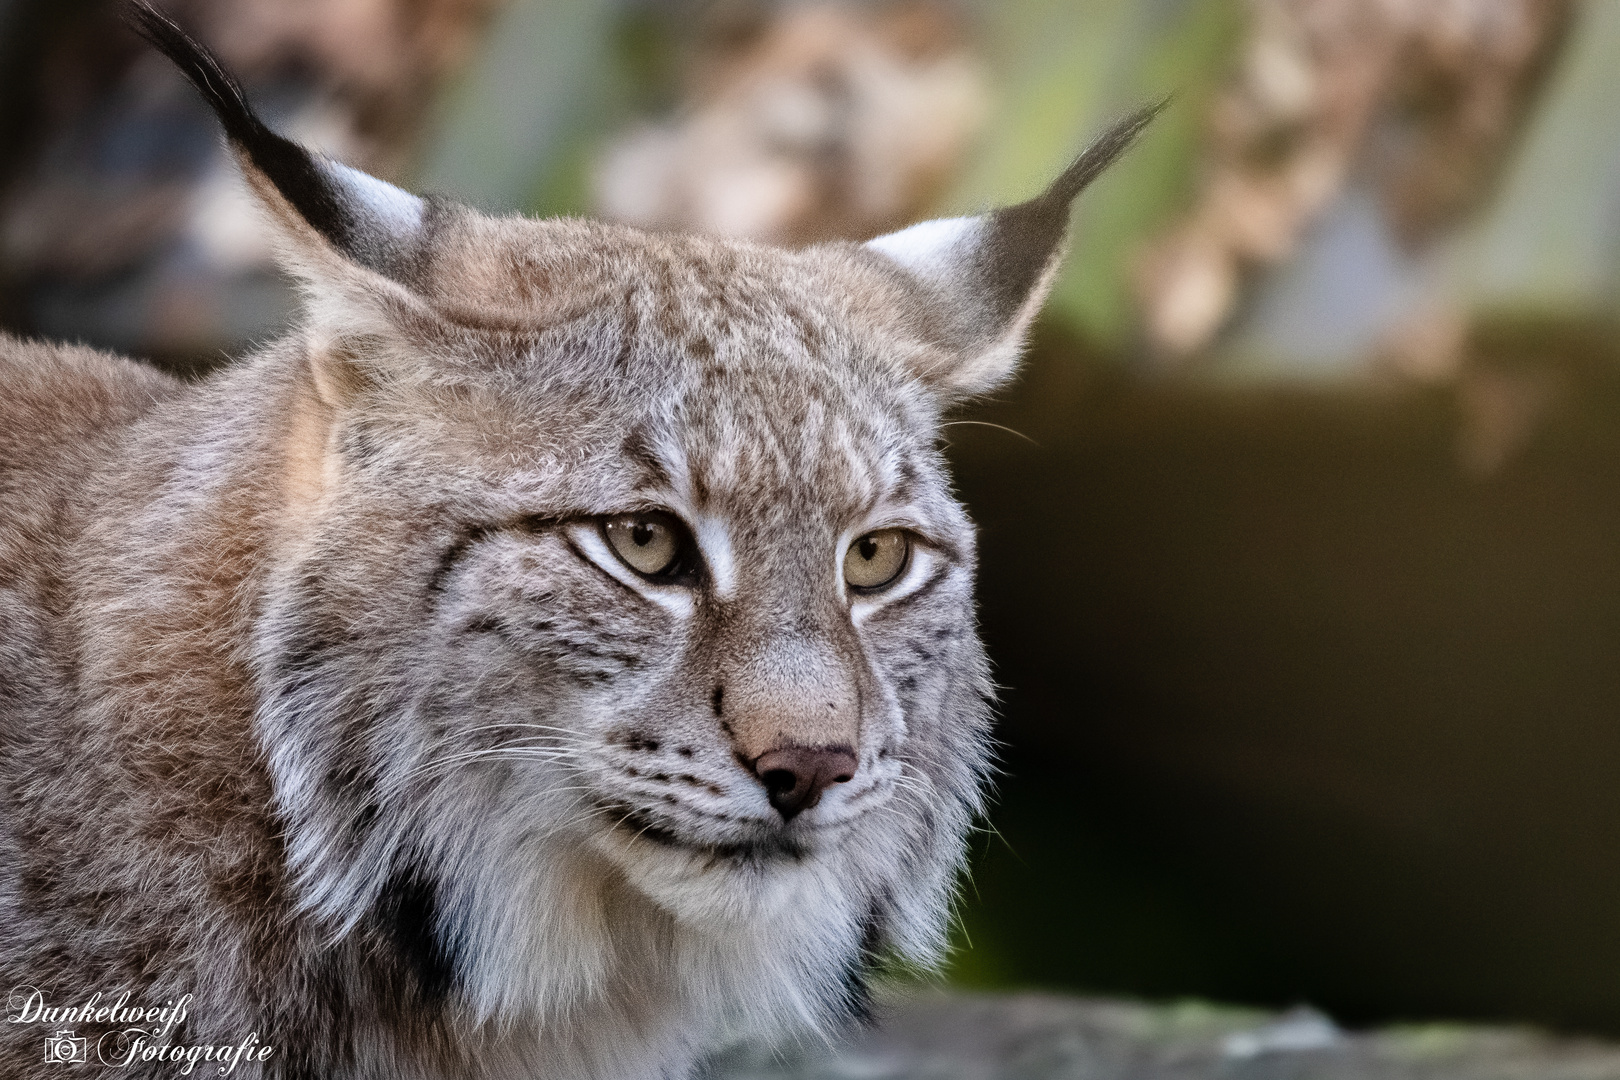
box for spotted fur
[0,6,1152,1078]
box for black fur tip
[122,1,263,148]
[121,0,360,256]
[1045,97,1170,207]
[974,98,1167,324]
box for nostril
[760,768,798,797]
[750,746,858,821]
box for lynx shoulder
[0,5,1153,1077]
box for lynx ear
[866,103,1162,399]
[125,1,425,281]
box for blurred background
[6,0,1620,1037]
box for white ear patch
[328,162,425,234]
[865,216,984,280]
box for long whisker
[400,723,589,764]
[940,420,1037,445]
[471,800,620,850]
[888,770,938,798]
[383,746,588,793]
[405,746,583,773]
[453,722,588,741]
[889,769,934,790]
[880,765,942,820]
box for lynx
[0,4,1152,1077]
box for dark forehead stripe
[601,247,754,386]
[494,233,940,524]
[427,524,491,596]
[783,303,830,355]
[619,428,674,491]
[610,288,846,504]
[426,516,559,598]
[681,412,921,535]
[851,457,924,517]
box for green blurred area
[417,0,1244,346]
[417,0,1620,363]
[949,0,1241,346]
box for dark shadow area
[949,320,1620,1035]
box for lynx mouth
[598,801,812,863]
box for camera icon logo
[43,1029,88,1066]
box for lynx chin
[0,4,1154,1077]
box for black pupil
[632,523,656,547]
[859,537,878,561]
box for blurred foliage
[416,0,627,213]
[419,0,1238,347]
[1454,0,1620,317]
[406,0,1618,379]
[949,0,1243,348]
[6,0,1610,372]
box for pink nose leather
[751,746,858,820]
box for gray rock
[702,992,1620,1080]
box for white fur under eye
[847,541,937,623]
[692,513,736,599]
[565,522,694,616]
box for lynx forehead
[0,3,1154,1078]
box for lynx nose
[751,746,857,821]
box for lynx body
[0,6,1151,1078]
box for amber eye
[603,512,686,578]
[843,529,910,591]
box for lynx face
[110,2,1152,1062]
[252,220,996,1022]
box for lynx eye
[603,512,687,578]
[843,529,910,591]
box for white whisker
[381,745,589,794]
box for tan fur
[0,12,1148,1076]
[0,208,1109,1080]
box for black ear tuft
[864,100,1164,399]
[1043,98,1168,208]
[122,0,423,275]
[123,1,350,251]
[976,99,1168,331]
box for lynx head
[129,1,1153,1039]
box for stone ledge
[704,992,1620,1079]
